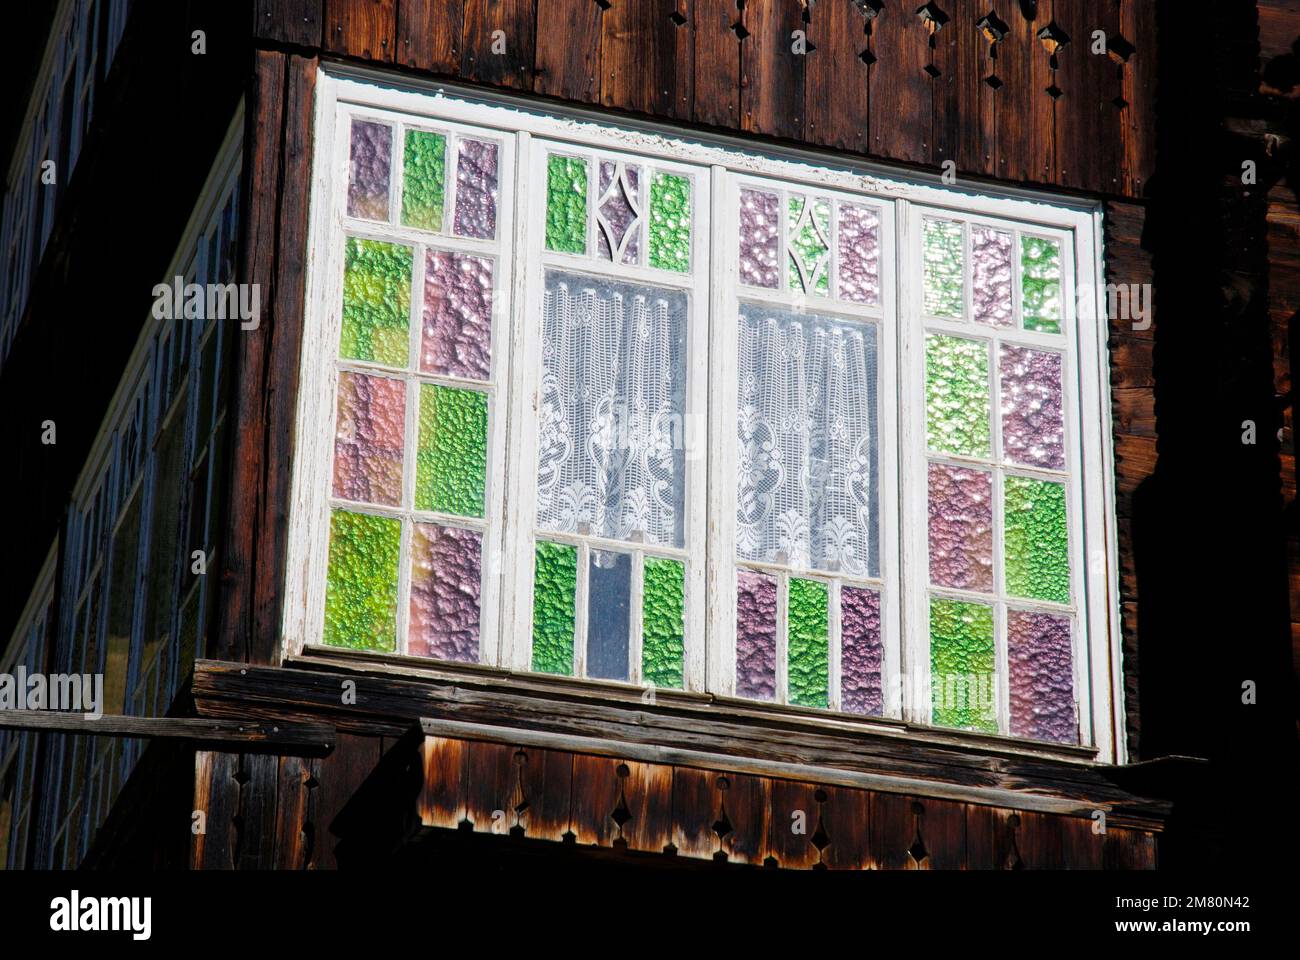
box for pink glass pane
[421,250,493,381]
[347,119,391,221]
[453,138,498,240]
[409,523,482,662]
[736,568,777,700]
[841,585,883,716]
[739,189,780,288]
[1000,344,1066,470]
[927,462,994,593]
[837,203,881,305]
[971,226,1013,327]
[332,372,405,506]
[596,161,641,264]
[1008,609,1076,744]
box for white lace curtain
[536,271,687,548]
[737,305,879,577]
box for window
[0,552,54,870]
[290,74,1122,761]
[42,113,241,867]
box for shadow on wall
[1128,0,1298,868]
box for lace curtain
[536,270,687,548]
[737,304,879,577]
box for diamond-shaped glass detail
[916,2,950,33]
[1036,20,1071,54]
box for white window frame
[289,67,1124,764]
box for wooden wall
[189,730,1159,869]
[250,0,1155,198]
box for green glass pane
[1003,475,1070,603]
[323,509,401,651]
[1021,235,1062,333]
[788,578,829,708]
[341,237,413,366]
[532,540,577,675]
[545,154,587,253]
[787,195,830,295]
[930,597,995,732]
[401,129,446,231]
[649,172,691,272]
[923,218,964,318]
[925,333,991,457]
[416,384,487,516]
[642,557,685,689]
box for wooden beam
[0,711,334,756]
[417,718,1158,822]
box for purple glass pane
[971,226,1013,327]
[409,523,482,662]
[347,119,392,221]
[332,372,405,506]
[453,138,498,240]
[1000,344,1066,470]
[841,585,883,716]
[421,250,493,381]
[927,462,994,593]
[735,568,777,700]
[1007,609,1076,744]
[837,203,881,305]
[596,161,641,264]
[739,189,780,288]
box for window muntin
[293,78,1121,760]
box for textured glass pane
[416,384,487,517]
[454,137,498,240]
[739,188,779,288]
[922,217,964,318]
[837,203,880,305]
[788,577,829,708]
[841,586,883,716]
[347,119,391,221]
[323,509,400,651]
[1008,610,1076,744]
[1000,344,1065,470]
[596,161,641,264]
[401,129,446,231]
[642,557,685,689]
[537,271,687,547]
[787,194,830,295]
[421,250,493,380]
[925,333,991,457]
[1022,235,1063,333]
[735,569,777,701]
[409,523,481,662]
[587,549,631,680]
[532,540,576,675]
[927,463,994,593]
[545,154,587,254]
[332,371,406,507]
[648,171,690,272]
[929,597,995,732]
[971,226,1012,327]
[737,305,878,576]
[1004,476,1070,603]
[341,237,412,367]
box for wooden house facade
[0,0,1295,872]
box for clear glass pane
[587,549,631,680]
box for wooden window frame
[288,68,1124,764]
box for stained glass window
[918,209,1077,743]
[306,95,1110,754]
[324,112,507,663]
